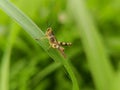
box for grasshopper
[37,27,72,58]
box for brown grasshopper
[37,27,72,58]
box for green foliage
[0,0,120,90]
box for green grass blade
[0,1,79,90]
[33,62,61,84]
[112,72,120,90]
[68,0,114,90]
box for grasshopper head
[46,27,54,37]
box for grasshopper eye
[47,27,52,31]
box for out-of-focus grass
[0,22,19,90]
[68,0,114,90]
[0,0,120,90]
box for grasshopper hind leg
[58,46,66,58]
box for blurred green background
[0,0,120,90]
